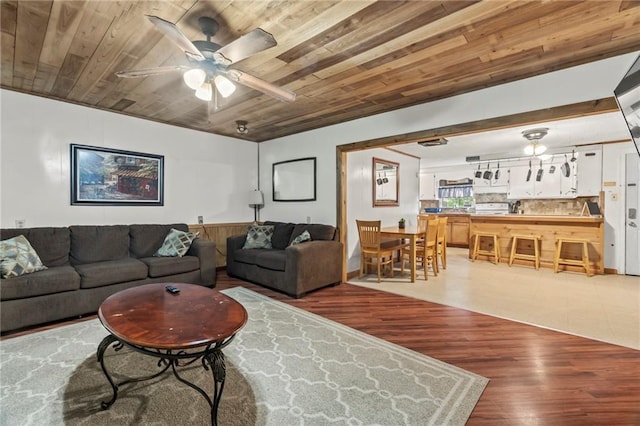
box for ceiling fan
[115,15,296,104]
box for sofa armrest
[187,238,216,286]
[226,234,247,265]
[285,240,343,295]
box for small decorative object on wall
[272,157,316,202]
[70,144,164,206]
[373,157,399,207]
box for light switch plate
[197,216,203,224]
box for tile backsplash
[420,195,601,215]
[518,196,600,216]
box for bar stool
[472,232,501,264]
[509,234,542,270]
[553,237,592,276]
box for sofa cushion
[0,266,80,300]
[289,224,336,245]
[289,230,311,246]
[243,225,274,249]
[75,258,148,289]
[254,250,287,271]
[233,248,262,265]
[1,227,70,267]
[0,235,48,278]
[154,228,198,257]
[264,221,295,250]
[129,223,189,258]
[139,256,199,278]
[70,225,130,265]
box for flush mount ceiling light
[236,120,249,134]
[418,137,448,147]
[522,127,548,156]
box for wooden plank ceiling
[1,1,639,142]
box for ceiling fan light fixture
[183,68,206,90]
[214,75,236,98]
[195,82,213,101]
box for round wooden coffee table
[97,283,247,425]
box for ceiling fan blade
[215,28,277,64]
[146,15,205,61]
[115,65,187,78]
[226,69,295,103]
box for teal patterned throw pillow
[154,228,198,257]
[289,230,312,246]
[242,225,274,249]
[0,235,48,278]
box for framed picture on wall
[70,144,164,206]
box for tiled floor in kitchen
[348,247,640,350]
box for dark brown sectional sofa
[226,221,342,298]
[0,223,216,333]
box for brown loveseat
[226,221,342,298]
[0,223,216,333]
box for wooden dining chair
[356,220,398,282]
[436,216,448,270]
[401,217,439,280]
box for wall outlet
[197,215,204,224]
[15,219,25,228]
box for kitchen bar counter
[468,214,604,274]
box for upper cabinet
[421,148,602,201]
[576,149,602,196]
[419,173,437,200]
[507,158,577,199]
[473,162,508,193]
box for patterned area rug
[0,287,488,425]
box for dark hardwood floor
[4,273,639,425]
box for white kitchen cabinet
[419,173,437,200]
[507,161,576,199]
[507,165,535,198]
[473,163,509,193]
[560,161,578,197]
[576,149,602,196]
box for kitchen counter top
[470,214,603,223]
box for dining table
[380,225,421,282]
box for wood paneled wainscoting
[189,223,252,268]
[468,215,604,274]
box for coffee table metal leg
[97,334,173,410]
[204,349,226,426]
[97,334,121,409]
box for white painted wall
[0,90,257,227]
[260,51,640,273]
[346,149,420,272]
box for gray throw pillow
[0,235,48,278]
[154,228,198,257]
[289,230,311,246]
[243,225,274,249]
